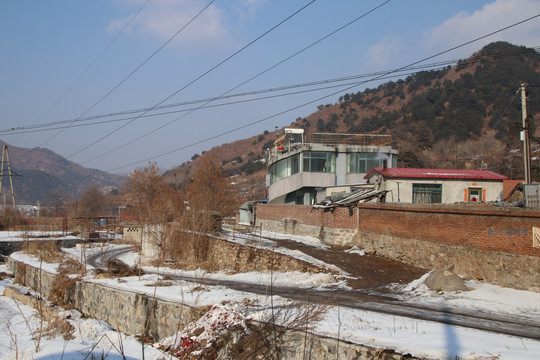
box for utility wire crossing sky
[1,0,539,174]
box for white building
[266,129,398,204]
[364,167,509,203]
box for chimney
[383,159,387,171]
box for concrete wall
[255,203,540,291]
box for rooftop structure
[266,129,398,204]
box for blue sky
[1,0,539,174]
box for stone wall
[255,203,540,291]
[256,204,358,244]
[166,230,324,273]
[8,257,201,341]
[7,258,418,359]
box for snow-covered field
[1,231,540,359]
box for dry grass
[0,271,13,281]
[145,280,173,287]
[14,262,27,286]
[23,241,64,263]
[42,314,75,341]
[57,257,83,275]
[93,259,142,278]
[48,273,78,309]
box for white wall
[379,178,504,203]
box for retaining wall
[0,238,82,256]
[255,203,540,291]
[7,258,418,359]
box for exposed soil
[270,237,425,290]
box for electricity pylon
[0,146,17,211]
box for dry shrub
[93,259,142,278]
[145,280,173,287]
[23,240,64,263]
[48,273,77,308]
[14,262,27,286]
[0,271,13,281]
[43,314,75,341]
[57,257,83,275]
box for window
[347,152,386,173]
[468,188,482,202]
[303,152,335,173]
[269,154,300,184]
[413,184,442,203]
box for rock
[364,248,377,255]
[424,269,469,292]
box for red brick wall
[257,203,540,257]
[257,205,358,229]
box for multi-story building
[266,129,398,204]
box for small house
[364,167,509,204]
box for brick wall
[256,204,357,230]
[355,203,540,257]
[256,203,540,290]
[257,203,540,257]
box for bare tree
[46,189,68,231]
[185,154,241,217]
[122,162,185,224]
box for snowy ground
[1,231,540,359]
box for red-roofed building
[365,167,509,203]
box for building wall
[371,177,504,203]
[267,144,398,204]
[255,203,540,290]
[123,225,143,244]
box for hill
[164,42,540,199]
[0,140,124,205]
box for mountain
[167,42,540,198]
[0,140,124,205]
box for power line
[3,44,538,136]
[31,0,151,127]
[14,0,151,161]
[35,0,218,150]
[106,12,540,172]
[62,0,318,162]
[1,69,445,136]
[81,0,393,165]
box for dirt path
[268,237,425,290]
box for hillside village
[1,42,540,359]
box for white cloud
[109,0,236,53]
[239,0,269,21]
[363,35,403,69]
[422,0,540,58]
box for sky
[1,0,540,175]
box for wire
[79,0,393,165]
[31,0,151,127]
[62,0,318,162]
[2,45,537,136]
[1,68,449,136]
[106,12,540,172]
[35,0,218,150]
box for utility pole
[521,83,532,184]
[0,146,17,211]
